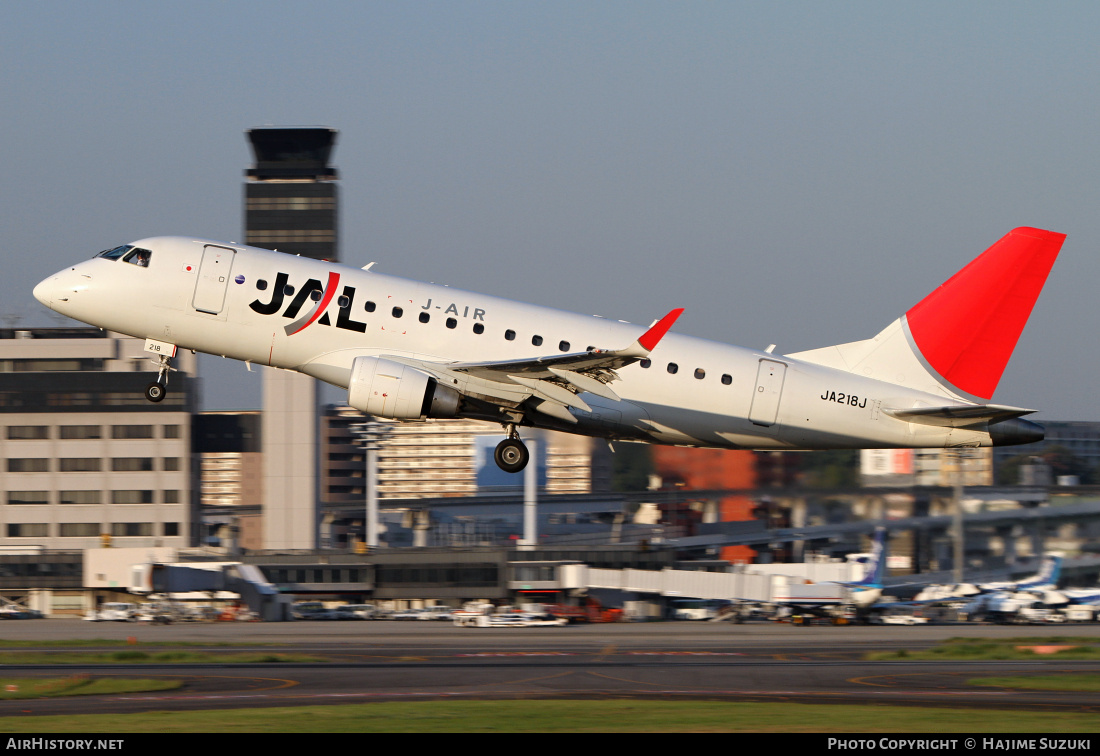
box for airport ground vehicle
[670,598,726,620]
[874,613,929,626]
[454,612,568,627]
[83,602,138,622]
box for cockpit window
[97,245,133,260]
[121,248,152,267]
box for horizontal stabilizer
[883,403,1036,428]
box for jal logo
[251,271,490,336]
[249,272,367,336]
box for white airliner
[33,226,1064,472]
[911,553,1064,604]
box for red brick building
[652,447,758,564]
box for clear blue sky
[3,1,1096,419]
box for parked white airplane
[972,553,1064,594]
[34,226,1063,472]
[912,553,1064,603]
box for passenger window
[694,368,705,380]
[721,374,732,385]
[310,290,322,302]
[256,279,268,291]
[284,285,295,296]
[419,312,430,323]
[559,341,570,352]
[446,318,457,329]
[364,301,376,312]
[532,335,543,347]
[473,323,485,334]
[338,296,350,308]
[667,363,678,375]
[640,359,651,368]
[505,330,516,341]
[392,307,403,318]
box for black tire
[145,382,166,403]
[494,438,530,473]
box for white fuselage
[34,236,1008,450]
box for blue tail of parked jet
[1017,554,1062,590]
[846,528,888,590]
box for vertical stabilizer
[1018,554,1062,590]
[789,227,1064,402]
[851,528,888,589]
[905,227,1064,400]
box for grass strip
[1,700,1099,733]
[969,674,1100,692]
[941,636,1100,645]
[868,639,1100,661]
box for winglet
[637,308,685,352]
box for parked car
[342,604,378,620]
[417,606,454,621]
[389,608,425,620]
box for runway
[3,620,1100,716]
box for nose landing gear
[494,425,530,473]
[144,354,175,403]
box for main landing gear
[144,354,175,403]
[494,426,530,474]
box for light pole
[952,448,975,584]
[350,419,395,550]
[520,439,538,549]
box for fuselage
[33,236,1030,451]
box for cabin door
[748,359,787,427]
[192,245,236,314]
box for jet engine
[347,356,460,420]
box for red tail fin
[905,227,1065,400]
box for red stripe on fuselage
[287,271,340,336]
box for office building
[0,328,198,550]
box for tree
[611,442,653,491]
[797,450,859,488]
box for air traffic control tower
[245,127,339,550]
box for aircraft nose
[33,268,86,312]
[32,276,55,309]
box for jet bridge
[577,563,859,607]
[130,561,292,621]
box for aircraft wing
[448,308,683,379]
[383,308,684,423]
[883,403,1036,428]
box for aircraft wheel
[494,438,530,473]
[145,382,167,403]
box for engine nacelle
[347,356,460,420]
